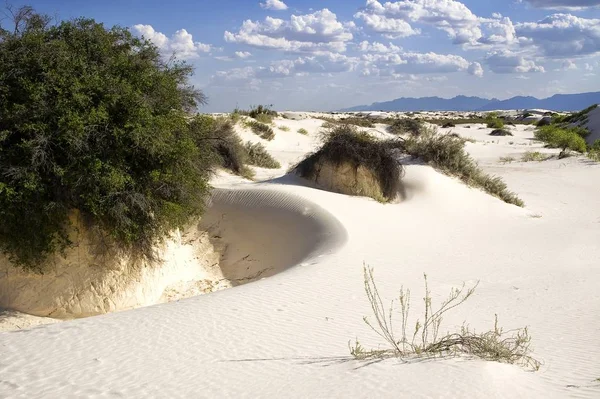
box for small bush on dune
[350,265,540,371]
[278,125,290,132]
[189,116,254,179]
[401,130,524,207]
[388,118,426,136]
[486,119,505,129]
[243,142,281,169]
[236,104,277,124]
[319,116,375,128]
[490,129,513,136]
[247,120,276,140]
[294,126,403,202]
[521,151,551,162]
[297,128,308,135]
[534,125,587,158]
[442,122,456,128]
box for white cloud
[468,62,484,77]
[515,14,600,57]
[360,49,473,77]
[557,59,578,70]
[260,0,288,11]
[523,0,600,10]
[132,24,213,60]
[584,63,594,71]
[235,51,252,59]
[485,50,545,73]
[356,0,482,44]
[224,9,353,53]
[357,41,402,53]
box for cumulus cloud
[260,0,288,11]
[235,51,252,59]
[515,14,600,57]
[485,50,545,73]
[355,0,482,44]
[556,59,578,70]
[224,9,353,53]
[357,41,402,53]
[523,0,600,10]
[468,62,484,77]
[132,24,213,60]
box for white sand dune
[1,115,599,398]
[583,106,600,145]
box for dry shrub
[244,142,281,169]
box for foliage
[246,120,275,140]
[534,125,588,157]
[442,122,456,128]
[297,128,308,135]
[490,129,512,136]
[0,10,212,271]
[521,151,551,162]
[486,119,505,129]
[401,130,524,206]
[388,118,426,136]
[189,116,253,179]
[294,125,404,202]
[278,125,290,132]
[499,156,515,164]
[350,265,541,370]
[318,116,375,128]
[244,142,281,169]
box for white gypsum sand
[1,114,599,398]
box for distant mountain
[341,92,600,112]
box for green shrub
[442,122,456,128]
[401,131,524,206]
[490,129,512,136]
[189,116,253,179]
[297,128,308,135]
[244,142,281,169]
[318,116,375,128]
[499,156,515,164]
[0,10,213,271]
[486,119,505,129]
[388,118,425,136]
[278,125,290,132]
[294,126,404,202]
[535,125,587,157]
[247,120,275,140]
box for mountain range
[340,92,600,112]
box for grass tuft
[297,128,308,135]
[278,125,290,132]
[243,142,281,169]
[246,120,276,141]
[350,265,541,371]
[400,129,524,207]
[490,129,512,136]
[388,118,426,136]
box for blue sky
[13,0,600,111]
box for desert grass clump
[490,129,512,136]
[243,142,281,169]
[297,128,308,135]
[294,126,403,202]
[278,125,290,132]
[442,122,456,128]
[521,151,550,162]
[388,118,426,136]
[350,265,541,370]
[189,116,254,179]
[499,156,515,164]
[319,116,375,128]
[401,130,524,207]
[247,120,276,141]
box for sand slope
[1,116,599,398]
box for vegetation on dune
[350,265,541,371]
[246,120,276,140]
[0,8,217,271]
[400,130,524,207]
[551,104,597,125]
[388,118,426,136]
[490,129,512,136]
[294,126,404,202]
[235,104,278,124]
[190,116,254,179]
[521,151,551,162]
[244,142,281,169]
[297,128,308,135]
[278,125,290,132]
[318,116,375,128]
[534,125,588,158]
[486,115,505,129]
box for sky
[9,0,600,112]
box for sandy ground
[1,114,599,398]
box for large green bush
[534,125,588,157]
[0,10,214,271]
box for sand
[1,115,599,398]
